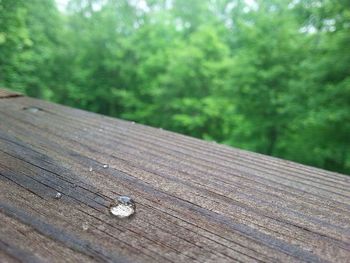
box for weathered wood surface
[0,89,349,263]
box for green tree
[227,1,306,155]
[1,0,349,174]
[285,0,350,172]
[0,0,31,92]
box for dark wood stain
[0,89,22,99]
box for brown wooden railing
[0,88,349,262]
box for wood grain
[0,91,349,262]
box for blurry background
[0,0,349,174]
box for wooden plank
[0,91,349,262]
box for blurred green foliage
[1,0,349,174]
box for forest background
[1,0,349,174]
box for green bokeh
[1,0,349,174]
